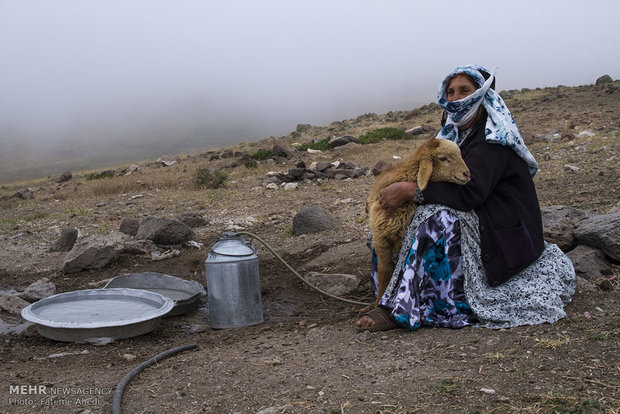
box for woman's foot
[357,303,375,316]
[355,307,396,332]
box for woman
[356,65,575,331]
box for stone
[119,218,140,236]
[0,294,30,314]
[63,232,154,273]
[176,212,208,228]
[18,278,56,302]
[57,171,72,183]
[595,74,613,85]
[303,272,360,296]
[292,206,339,235]
[541,205,589,251]
[12,188,34,199]
[288,168,305,179]
[371,160,392,176]
[577,130,595,138]
[328,134,359,148]
[283,182,298,191]
[296,123,312,133]
[49,227,78,252]
[573,212,620,261]
[520,130,535,145]
[314,162,332,172]
[566,245,610,280]
[575,276,598,293]
[136,216,194,245]
[406,126,424,135]
[157,154,178,166]
[272,139,295,158]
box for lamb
[367,137,471,306]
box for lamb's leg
[374,242,395,306]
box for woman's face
[446,74,478,102]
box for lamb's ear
[417,156,433,190]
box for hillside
[0,80,618,413]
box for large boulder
[573,212,620,261]
[296,123,312,133]
[119,218,140,236]
[328,135,359,149]
[272,139,296,159]
[136,216,194,245]
[566,245,611,280]
[57,171,72,183]
[292,206,339,235]
[63,232,154,273]
[48,227,78,252]
[12,188,34,200]
[595,74,613,85]
[541,205,589,251]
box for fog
[1,0,619,182]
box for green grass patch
[0,217,18,233]
[25,212,48,221]
[65,207,91,217]
[244,159,258,169]
[359,127,409,144]
[586,330,616,341]
[435,378,460,395]
[195,168,228,189]
[298,138,330,151]
[537,394,601,414]
[85,170,115,181]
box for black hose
[112,343,198,414]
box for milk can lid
[211,232,255,256]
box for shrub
[195,168,228,189]
[359,127,409,144]
[244,159,258,169]
[299,138,330,151]
[85,170,115,181]
[251,149,273,160]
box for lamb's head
[416,138,470,190]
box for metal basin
[104,272,206,317]
[21,288,174,342]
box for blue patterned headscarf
[436,65,538,177]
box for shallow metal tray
[104,272,206,317]
[21,288,174,342]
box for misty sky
[1,0,619,169]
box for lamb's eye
[439,156,448,162]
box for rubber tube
[112,343,198,414]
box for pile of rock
[60,213,207,274]
[265,160,371,187]
[542,205,619,288]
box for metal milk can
[205,232,263,328]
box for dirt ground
[0,82,619,413]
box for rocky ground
[0,80,618,413]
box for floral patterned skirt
[368,205,575,330]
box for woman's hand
[379,182,418,212]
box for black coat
[421,115,544,286]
